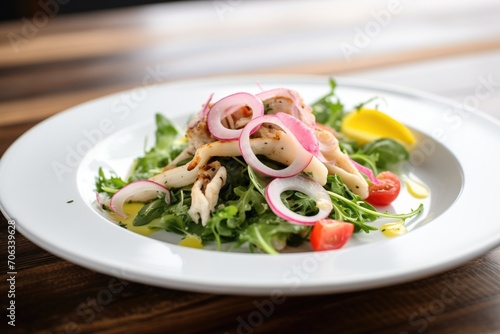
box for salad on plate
[95,79,424,254]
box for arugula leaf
[227,184,268,223]
[311,78,345,132]
[204,183,269,249]
[325,174,422,233]
[133,197,167,226]
[129,114,187,181]
[95,167,127,195]
[248,166,271,196]
[155,113,179,149]
[349,151,380,177]
[204,175,314,254]
[353,96,379,111]
[279,190,319,217]
[236,216,309,254]
[148,215,184,232]
[146,188,212,238]
[325,175,378,232]
[217,157,250,201]
[148,214,208,239]
[205,205,240,249]
[338,138,360,156]
[361,138,409,170]
[346,138,410,177]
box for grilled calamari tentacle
[162,145,193,171]
[315,127,369,199]
[188,162,227,226]
[127,132,328,203]
[257,88,316,129]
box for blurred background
[1,0,188,21]
[1,0,499,138]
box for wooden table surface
[1,1,500,333]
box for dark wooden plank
[0,122,36,157]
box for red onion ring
[256,88,316,128]
[188,93,214,128]
[109,180,170,218]
[265,175,333,225]
[238,114,313,178]
[207,92,264,140]
[96,192,110,208]
[275,112,319,156]
[349,159,381,185]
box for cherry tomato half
[310,219,354,251]
[365,171,401,206]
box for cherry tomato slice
[310,219,354,251]
[365,171,401,206]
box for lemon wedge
[341,108,416,149]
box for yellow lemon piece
[341,108,416,149]
[380,221,408,238]
[108,203,156,236]
[178,235,204,249]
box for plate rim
[1,74,500,295]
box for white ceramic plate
[1,75,499,295]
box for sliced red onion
[188,93,214,128]
[256,88,316,128]
[275,112,319,156]
[238,114,313,178]
[265,175,333,225]
[109,180,170,218]
[207,92,264,140]
[350,158,381,185]
[201,93,214,114]
[96,192,110,208]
